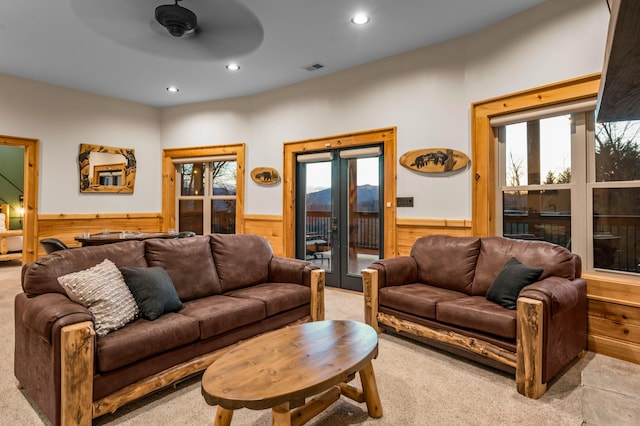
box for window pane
[211,161,237,195]
[211,200,235,234]
[504,115,571,186]
[180,163,205,196]
[595,120,640,182]
[179,200,203,234]
[593,188,640,272]
[503,189,571,247]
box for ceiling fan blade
[70,0,264,61]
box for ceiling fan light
[155,1,198,37]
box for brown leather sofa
[362,234,587,399]
[15,233,324,426]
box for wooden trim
[470,74,600,236]
[516,297,547,399]
[396,217,472,228]
[161,144,246,234]
[60,321,94,426]
[0,134,39,264]
[282,127,397,258]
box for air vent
[302,63,325,72]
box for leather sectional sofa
[15,233,324,425]
[362,234,587,399]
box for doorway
[0,135,38,263]
[295,146,383,291]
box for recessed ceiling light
[226,63,240,71]
[166,86,179,92]
[351,13,370,25]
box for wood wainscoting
[584,273,640,364]
[245,215,284,257]
[396,218,473,256]
[37,213,164,256]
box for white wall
[0,74,161,214]
[0,0,609,218]
[161,0,609,219]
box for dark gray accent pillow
[486,257,543,310]
[120,266,183,320]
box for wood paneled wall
[37,213,163,256]
[584,273,640,364]
[244,214,284,257]
[396,218,473,256]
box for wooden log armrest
[61,321,95,426]
[516,297,546,399]
[20,293,93,344]
[310,268,325,321]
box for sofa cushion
[436,296,518,340]
[96,312,200,372]
[486,257,543,310]
[22,240,147,297]
[120,266,184,320]
[58,259,139,337]
[225,283,311,317]
[410,235,480,295]
[145,236,222,301]
[179,295,266,339]
[472,236,575,296]
[379,283,467,319]
[210,234,273,292]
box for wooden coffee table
[201,320,382,425]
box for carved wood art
[400,148,469,174]
[251,167,280,185]
[78,144,136,193]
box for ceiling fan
[70,0,264,61]
[155,0,198,38]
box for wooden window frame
[470,74,601,236]
[162,144,245,234]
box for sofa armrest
[268,256,318,286]
[519,276,586,317]
[369,256,418,289]
[20,292,93,344]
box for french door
[295,146,383,291]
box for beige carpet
[2,259,639,425]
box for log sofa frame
[363,268,547,398]
[58,269,325,426]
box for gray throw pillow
[486,257,543,310]
[120,266,183,320]
[58,259,139,336]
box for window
[176,159,237,234]
[495,104,640,274]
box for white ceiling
[0,0,547,107]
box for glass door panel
[304,161,334,273]
[347,157,381,276]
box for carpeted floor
[1,259,639,425]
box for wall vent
[302,63,325,72]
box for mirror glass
[78,144,136,193]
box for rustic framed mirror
[78,144,136,193]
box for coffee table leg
[272,401,292,426]
[359,361,383,418]
[214,406,234,426]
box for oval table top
[201,320,378,410]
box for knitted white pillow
[58,259,139,336]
